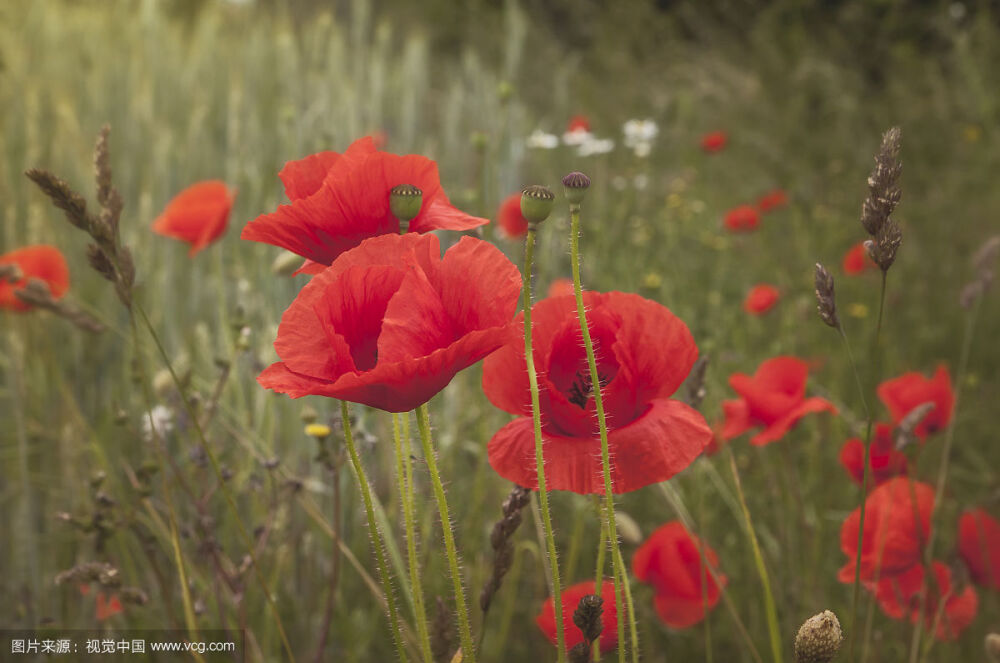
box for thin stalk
[848,271,888,663]
[912,294,982,663]
[568,202,630,661]
[393,413,435,663]
[340,401,409,662]
[610,523,638,663]
[698,466,714,663]
[415,404,476,663]
[726,448,783,663]
[592,495,607,662]
[135,304,296,662]
[522,226,567,661]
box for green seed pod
[390,184,423,224]
[520,185,555,226]
[562,171,591,205]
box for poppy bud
[793,610,842,663]
[390,184,423,225]
[572,593,604,645]
[271,250,303,277]
[520,185,555,226]
[562,171,591,205]
[300,405,319,424]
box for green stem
[415,404,476,663]
[569,203,630,661]
[848,270,888,663]
[593,496,607,662]
[610,523,638,663]
[340,401,408,662]
[727,448,783,663]
[522,226,567,661]
[912,293,982,663]
[394,414,434,663]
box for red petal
[958,509,1000,590]
[535,580,619,653]
[488,398,711,495]
[438,236,522,332]
[279,151,342,201]
[152,181,234,256]
[0,245,70,311]
[748,396,837,445]
[720,399,751,440]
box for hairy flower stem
[340,401,408,663]
[848,271,888,663]
[911,294,983,663]
[726,448,783,663]
[415,404,476,663]
[394,414,434,663]
[569,202,631,663]
[522,226,567,662]
[593,501,607,662]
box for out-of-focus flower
[0,245,70,312]
[756,189,788,213]
[742,284,780,315]
[547,278,575,299]
[535,580,618,653]
[723,205,760,232]
[577,137,615,157]
[843,242,877,275]
[839,423,908,487]
[959,509,1000,590]
[877,366,954,440]
[700,131,728,153]
[871,561,978,641]
[623,119,658,157]
[152,181,235,256]
[563,115,593,146]
[141,405,175,443]
[526,129,559,150]
[497,193,529,239]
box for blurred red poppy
[838,477,934,584]
[720,356,837,446]
[0,245,70,312]
[567,115,591,134]
[547,278,575,299]
[536,580,618,653]
[242,137,488,274]
[258,233,521,412]
[723,205,760,232]
[871,561,977,641]
[497,192,529,239]
[96,592,123,621]
[632,521,726,629]
[743,284,780,315]
[700,131,728,153]
[877,365,953,439]
[839,423,908,487]
[484,292,712,494]
[842,241,876,275]
[756,189,788,212]
[152,180,235,256]
[958,509,1000,590]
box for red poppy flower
[837,477,934,584]
[700,131,728,153]
[723,205,760,232]
[536,580,618,653]
[258,233,521,413]
[742,284,780,315]
[958,509,1000,590]
[242,137,488,274]
[720,357,837,446]
[497,192,529,239]
[152,180,234,256]
[96,592,123,621]
[484,292,712,494]
[567,115,591,134]
[547,278,575,299]
[632,522,726,629]
[876,366,953,439]
[842,241,876,275]
[871,561,978,641]
[839,423,908,487]
[0,245,70,312]
[756,189,788,212]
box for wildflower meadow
[1,1,999,662]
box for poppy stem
[592,495,607,662]
[393,413,435,663]
[726,448,784,663]
[913,292,983,663]
[414,404,477,663]
[340,401,409,663]
[568,202,632,663]
[847,270,888,663]
[521,226,567,662]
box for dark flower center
[567,370,611,408]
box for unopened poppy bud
[390,184,423,225]
[271,250,303,277]
[794,610,843,663]
[300,405,319,424]
[572,593,604,645]
[614,510,643,546]
[520,185,555,226]
[562,171,591,205]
